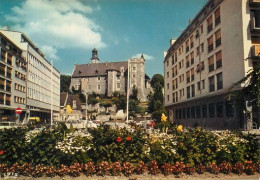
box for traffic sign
[15,107,22,114]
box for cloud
[132,53,154,61]
[5,0,106,58]
[41,45,58,61]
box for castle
[70,49,152,102]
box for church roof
[72,61,128,77]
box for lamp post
[84,90,89,121]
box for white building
[0,31,27,122]
[0,29,60,123]
[164,0,260,130]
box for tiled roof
[67,94,82,111]
[72,61,128,77]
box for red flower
[126,136,131,141]
[116,137,121,142]
[0,150,3,155]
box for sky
[0,0,207,77]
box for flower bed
[0,123,259,177]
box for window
[98,76,101,81]
[209,75,215,92]
[167,95,169,102]
[179,59,184,69]
[180,88,184,97]
[215,29,221,47]
[208,35,214,53]
[202,79,205,89]
[187,86,190,99]
[186,40,190,52]
[226,100,234,117]
[216,72,223,90]
[216,102,223,117]
[167,72,169,78]
[207,15,213,33]
[182,109,186,119]
[201,43,204,53]
[215,7,220,26]
[196,106,201,118]
[98,84,101,90]
[196,46,200,56]
[187,107,191,118]
[197,81,201,90]
[167,83,169,89]
[191,84,195,97]
[172,55,175,65]
[167,60,169,66]
[216,51,222,69]
[209,103,215,118]
[133,67,136,71]
[191,68,194,81]
[202,105,207,118]
[186,55,190,68]
[133,74,135,77]
[191,106,195,118]
[190,52,194,65]
[186,71,190,83]
[200,24,204,34]
[0,78,5,90]
[175,109,178,119]
[208,55,214,72]
[190,35,194,49]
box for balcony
[216,60,222,69]
[208,64,214,72]
[215,39,221,47]
[6,73,11,79]
[215,17,221,26]
[208,44,213,53]
[207,24,213,33]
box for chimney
[3,26,8,30]
[170,39,176,46]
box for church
[70,49,152,102]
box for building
[0,32,27,122]
[164,0,260,130]
[60,92,82,121]
[0,29,60,123]
[70,48,152,102]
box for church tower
[91,48,100,63]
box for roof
[60,92,68,107]
[72,61,128,77]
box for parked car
[65,120,86,129]
[0,122,17,129]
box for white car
[65,120,86,129]
[0,122,17,129]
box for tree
[60,74,71,92]
[228,56,260,128]
[150,74,164,88]
[130,85,138,100]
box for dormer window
[78,71,82,75]
[95,70,99,74]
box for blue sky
[0,0,207,77]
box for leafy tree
[100,99,113,113]
[228,56,260,125]
[130,85,138,100]
[60,74,71,92]
[78,93,86,103]
[151,74,164,88]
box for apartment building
[0,29,60,123]
[0,32,27,121]
[164,0,260,130]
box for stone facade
[71,49,152,102]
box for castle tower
[91,48,99,63]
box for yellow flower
[66,105,73,114]
[161,113,167,122]
[177,125,183,132]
